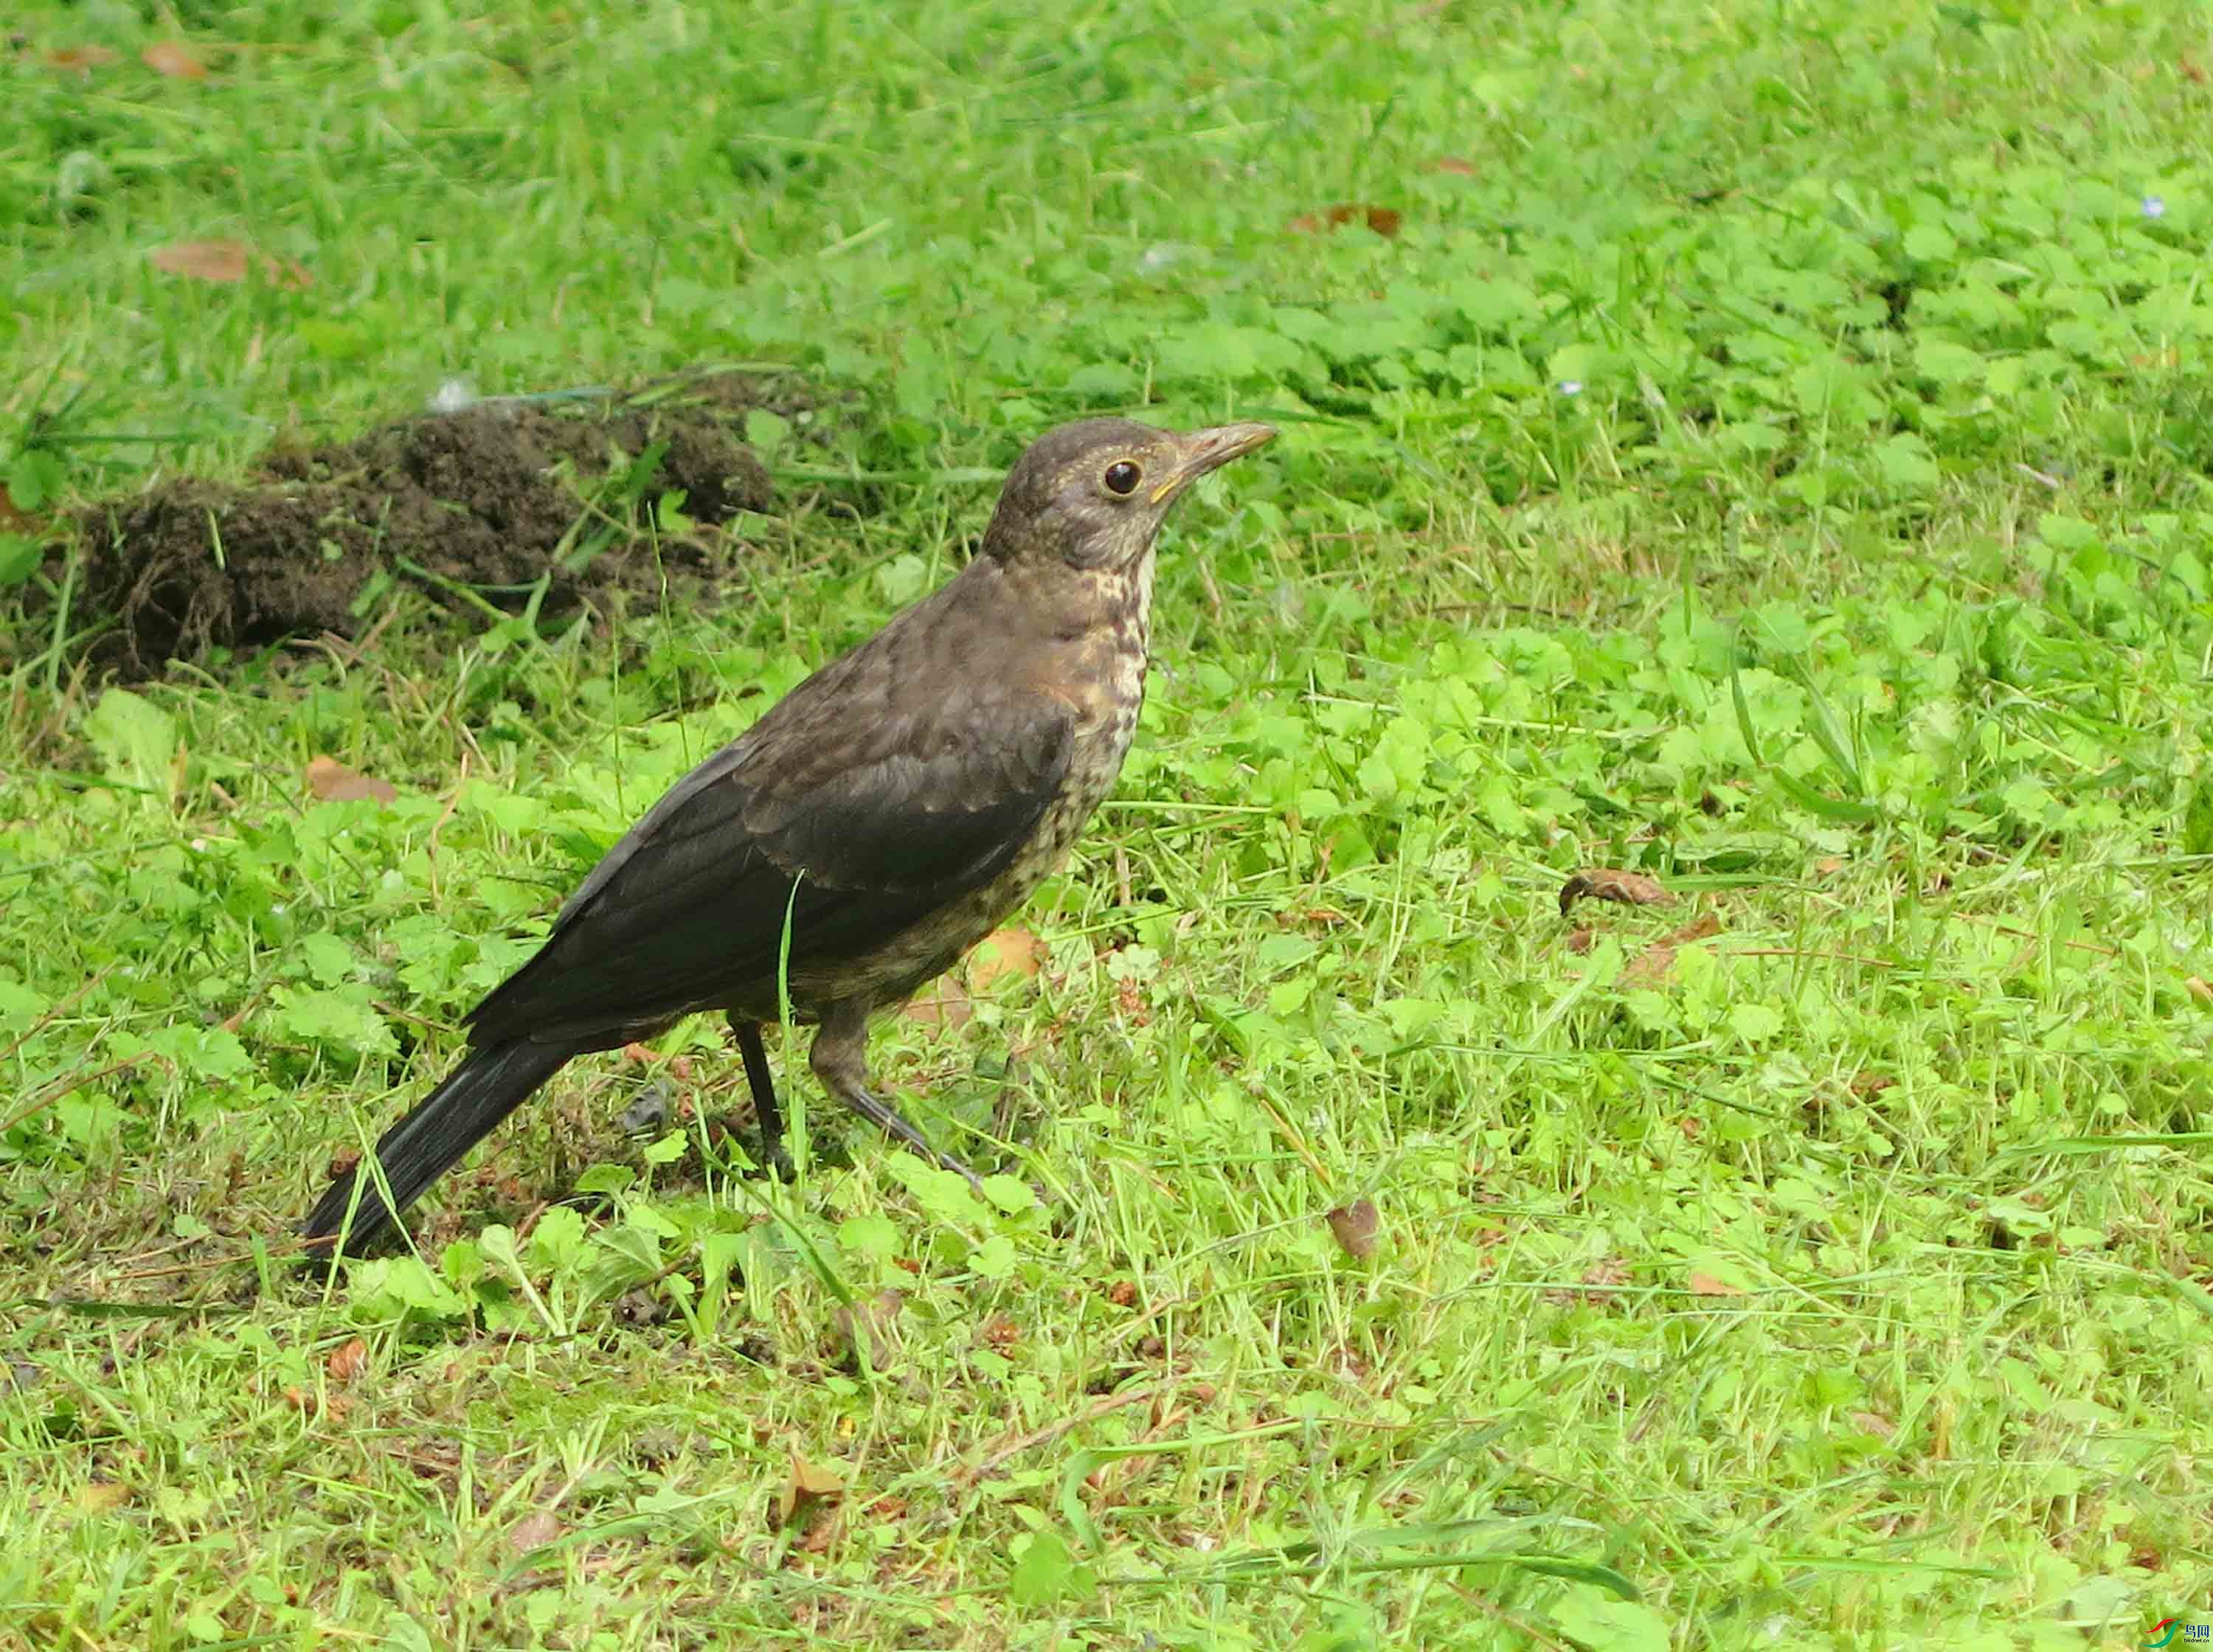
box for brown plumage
[303,416,1274,1255]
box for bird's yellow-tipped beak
[1151,421,1276,504]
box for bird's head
[981,417,1275,573]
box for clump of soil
[67,369,820,678]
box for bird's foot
[713,1111,797,1182]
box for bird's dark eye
[1103,459,1143,496]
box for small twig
[1,1054,156,1134]
[1085,1402,1189,1496]
[952,1384,1158,1490]
[0,966,111,1064]
[1725,946,1898,968]
[1947,912,2119,958]
[1251,1092,1334,1193]
[425,749,470,902]
[1441,1580,1576,1652]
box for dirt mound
[67,369,819,677]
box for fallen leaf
[828,1288,904,1370]
[283,1384,350,1421]
[1287,203,1402,239]
[1851,1411,1896,1438]
[75,1480,129,1514]
[2183,52,2209,85]
[1564,926,1596,955]
[326,1336,368,1384]
[305,755,397,805]
[1115,975,1151,1026]
[2189,976,2213,1004]
[978,1314,1019,1354]
[1425,156,1480,176]
[46,46,120,76]
[1621,914,1722,987]
[0,482,38,535]
[1559,867,1675,917]
[969,926,1042,991]
[1686,1270,1745,1297]
[903,976,972,1030]
[141,41,207,79]
[509,1509,564,1555]
[796,1504,840,1554]
[1847,1070,1897,1099]
[150,239,312,290]
[150,240,247,282]
[1546,1254,1630,1306]
[1812,856,1846,876]
[1106,1280,1138,1308]
[1325,1198,1380,1260]
[775,1451,846,1525]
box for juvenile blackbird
[303,416,1274,1255]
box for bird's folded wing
[463,698,1073,1046]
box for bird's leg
[808,1001,986,1193]
[727,1016,796,1181]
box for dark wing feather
[464,693,1073,1047]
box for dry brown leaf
[283,1384,350,1420]
[1106,1279,1138,1308]
[509,1509,564,1555]
[903,976,972,1030]
[1686,1270,1745,1297]
[1425,156,1480,176]
[775,1451,846,1525]
[978,1314,1019,1354]
[1287,203,1402,239]
[141,41,207,79]
[1812,856,1846,876]
[2188,976,2213,1004]
[150,239,247,282]
[1621,914,1722,987]
[1563,926,1596,955]
[326,1336,368,1384]
[1559,867,1675,917]
[795,1504,840,1554]
[149,239,312,290]
[829,1288,904,1370]
[75,1480,129,1514]
[305,754,397,805]
[1325,1198,1380,1260]
[969,926,1042,991]
[0,482,38,535]
[46,46,120,75]
[1545,1254,1630,1307]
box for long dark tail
[303,1038,577,1257]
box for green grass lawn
[6,0,2213,1645]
